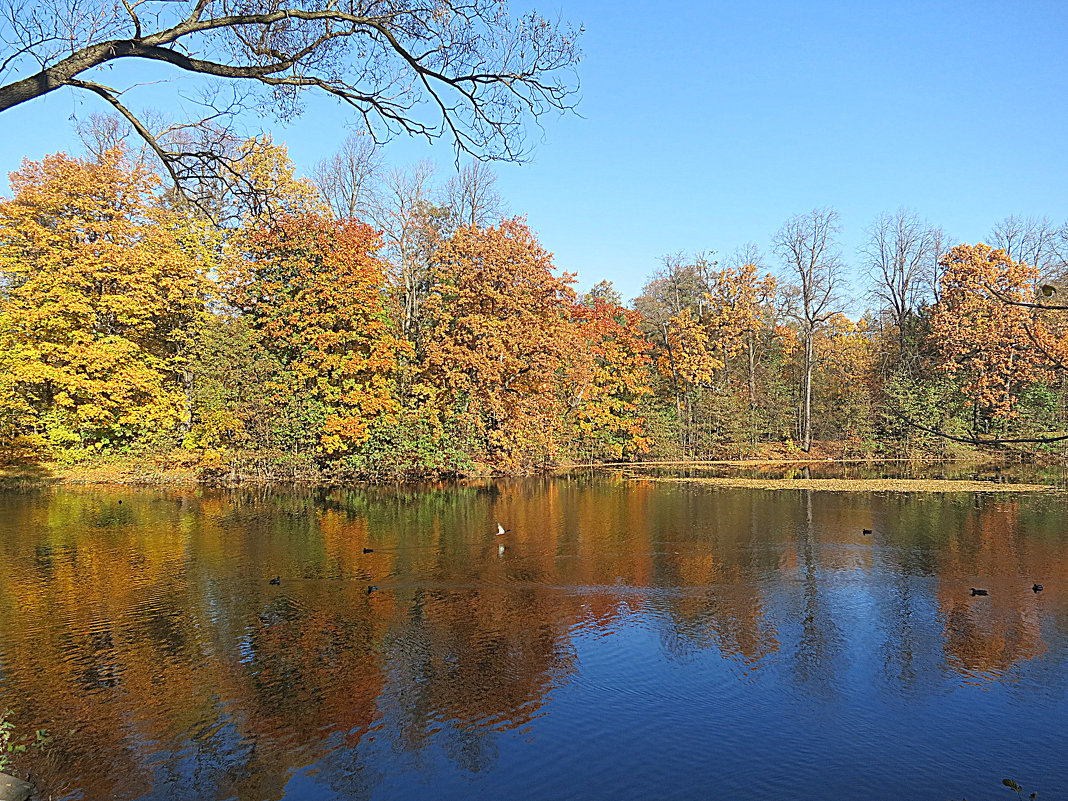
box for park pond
[1,470,1068,800]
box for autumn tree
[705,256,779,443]
[929,244,1049,437]
[0,0,581,209]
[213,134,329,225]
[811,314,876,451]
[221,213,406,458]
[423,218,576,471]
[634,254,718,456]
[775,208,846,452]
[183,313,320,477]
[565,281,652,461]
[0,148,214,458]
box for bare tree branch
[983,281,1068,311]
[888,403,1068,446]
[1,0,582,212]
[67,77,189,199]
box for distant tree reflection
[0,484,1066,798]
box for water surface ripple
[1,478,1067,800]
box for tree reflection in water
[0,479,1067,800]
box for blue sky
[3,0,1068,308]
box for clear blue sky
[3,0,1068,308]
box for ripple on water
[2,483,1068,801]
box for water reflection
[1,479,1067,800]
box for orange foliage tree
[222,214,407,456]
[423,218,577,471]
[566,281,652,460]
[0,148,213,458]
[929,243,1048,432]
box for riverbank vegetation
[3,138,1068,481]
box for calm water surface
[1,476,1067,800]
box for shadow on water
[1,476,1067,800]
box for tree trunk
[180,369,193,435]
[801,332,813,452]
[747,335,757,445]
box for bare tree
[75,107,180,169]
[989,215,1065,278]
[728,242,765,273]
[368,161,443,350]
[443,161,506,229]
[76,111,138,160]
[861,208,942,358]
[775,208,846,452]
[0,0,581,206]
[313,131,383,220]
[929,225,952,302]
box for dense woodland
[3,135,1068,480]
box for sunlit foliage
[0,149,214,460]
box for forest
[2,134,1068,481]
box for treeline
[2,137,1068,479]
[0,141,649,479]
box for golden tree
[566,283,652,460]
[222,213,407,456]
[0,148,214,457]
[930,244,1048,432]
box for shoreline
[0,455,1054,492]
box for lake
[1,475,1067,800]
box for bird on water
[363,547,374,553]
[269,576,280,586]
[862,529,872,535]
[1033,584,1044,593]
[971,588,988,596]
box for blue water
[0,480,1065,800]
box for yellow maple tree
[0,148,214,457]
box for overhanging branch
[887,403,1068,446]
